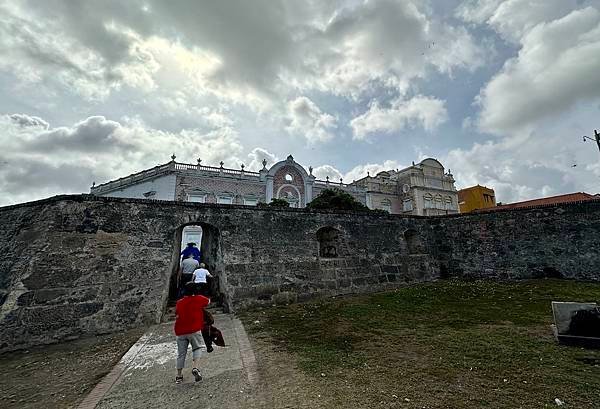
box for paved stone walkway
[79,313,261,409]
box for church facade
[90,155,458,216]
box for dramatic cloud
[461,1,600,134]
[350,96,448,140]
[0,114,244,205]
[0,1,598,206]
[0,0,485,105]
[285,97,337,143]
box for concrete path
[79,313,261,409]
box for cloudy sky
[1,0,599,206]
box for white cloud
[456,0,504,25]
[246,147,279,171]
[9,113,49,129]
[312,165,343,182]
[0,114,244,205]
[343,160,406,183]
[285,96,337,144]
[476,6,600,134]
[457,0,584,43]
[312,159,409,184]
[285,0,485,99]
[350,95,448,140]
[444,119,600,203]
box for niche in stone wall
[404,229,425,255]
[317,226,342,258]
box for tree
[257,198,290,208]
[306,188,370,211]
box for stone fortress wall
[0,195,598,352]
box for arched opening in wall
[168,222,226,310]
[404,229,425,255]
[317,226,342,258]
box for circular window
[285,174,293,182]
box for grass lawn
[243,279,600,408]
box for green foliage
[306,188,370,211]
[257,198,290,208]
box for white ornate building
[353,158,459,216]
[90,155,458,216]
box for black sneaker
[192,368,202,382]
[207,345,214,353]
[175,376,183,384]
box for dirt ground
[248,332,347,409]
[0,328,144,409]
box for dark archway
[317,226,342,258]
[404,229,425,255]
[167,222,227,311]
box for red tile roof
[484,192,595,211]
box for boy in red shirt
[174,284,210,384]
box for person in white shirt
[192,263,213,296]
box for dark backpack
[569,308,600,337]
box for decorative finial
[367,171,370,177]
[326,176,329,183]
[412,161,415,166]
[286,154,294,161]
[171,153,176,161]
[309,166,313,175]
[197,158,202,165]
[92,181,95,187]
[241,163,245,170]
[262,158,267,169]
[340,178,343,184]
[219,161,224,168]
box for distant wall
[432,201,600,281]
[0,195,436,352]
[0,195,599,352]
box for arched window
[404,229,425,255]
[317,226,341,258]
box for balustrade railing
[175,162,260,176]
[314,179,366,192]
[91,160,262,194]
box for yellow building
[458,185,496,213]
